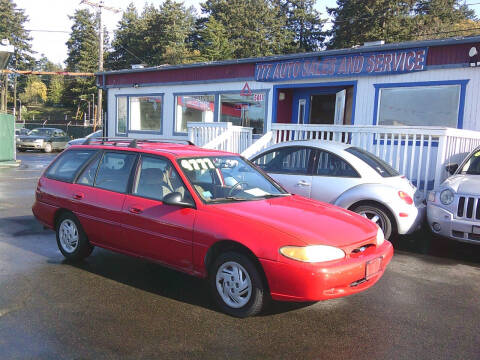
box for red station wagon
[32,139,393,317]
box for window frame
[173,92,219,135]
[79,150,140,194]
[115,93,164,136]
[130,153,194,203]
[372,80,469,129]
[218,90,269,135]
[251,146,317,175]
[44,149,98,183]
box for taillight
[398,191,413,205]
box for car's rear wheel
[210,252,267,318]
[44,143,52,153]
[56,212,93,260]
[351,204,393,240]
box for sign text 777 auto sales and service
[254,48,428,82]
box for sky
[15,0,480,67]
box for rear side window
[45,150,96,182]
[94,152,137,193]
[345,147,399,177]
[252,147,313,174]
[316,150,359,177]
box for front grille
[457,196,480,220]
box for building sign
[255,48,428,82]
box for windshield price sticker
[474,151,480,157]
[181,158,215,171]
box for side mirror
[445,163,458,175]
[162,192,195,208]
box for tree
[63,9,98,108]
[106,3,144,70]
[275,0,326,53]
[196,17,234,62]
[414,0,477,39]
[0,0,34,69]
[20,76,47,105]
[107,1,199,68]
[200,0,291,59]
[327,0,416,49]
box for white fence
[242,124,480,196]
[187,122,480,197]
[187,122,252,154]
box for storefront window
[377,85,461,127]
[117,96,127,134]
[219,93,266,134]
[129,96,162,132]
[175,95,215,133]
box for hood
[18,135,49,141]
[210,195,378,248]
[442,174,480,195]
[68,138,85,145]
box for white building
[97,36,480,195]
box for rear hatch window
[345,147,399,177]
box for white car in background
[65,129,102,148]
[427,145,480,244]
[250,140,425,239]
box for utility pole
[80,0,120,131]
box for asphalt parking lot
[1,152,479,359]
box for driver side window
[133,156,191,202]
[253,147,312,175]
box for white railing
[188,122,253,154]
[241,124,480,197]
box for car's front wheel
[44,143,52,153]
[351,204,394,240]
[56,212,93,260]
[210,252,267,318]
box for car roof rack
[82,137,195,148]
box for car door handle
[129,207,143,214]
[296,180,311,187]
[73,193,84,200]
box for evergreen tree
[106,3,144,70]
[414,0,477,39]
[275,0,325,53]
[63,9,98,108]
[200,0,291,58]
[0,0,34,69]
[327,0,416,49]
[196,17,234,61]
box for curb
[0,160,22,168]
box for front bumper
[260,241,394,302]
[427,203,480,244]
[17,142,45,150]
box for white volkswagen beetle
[250,140,425,239]
[427,145,480,244]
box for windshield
[345,147,399,177]
[29,128,53,136]
[178,156,288,203]
[460,149,480,175]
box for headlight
[376,227,384,246]
[440,189,454,205]
[279,245,345,263]
[427,191,435,202]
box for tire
[210,251,267,318]
[44,143,52,153]
[17,148,25,152]
[351,204,394,240]
[56,212,93,261]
